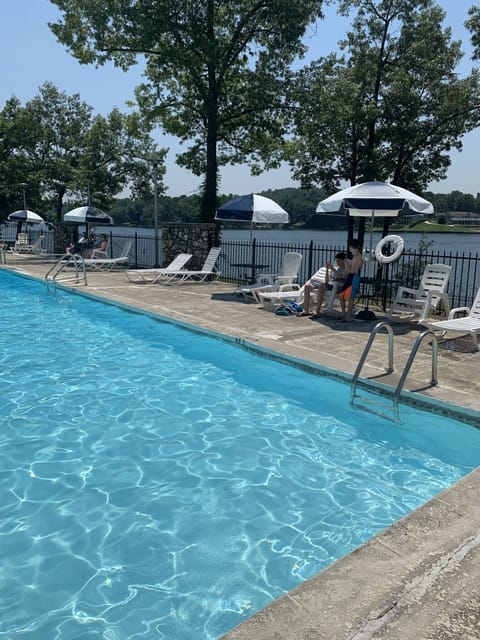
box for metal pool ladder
[351,321,438,423]
[45,254,88,289]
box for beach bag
[275,305,292,316]
[285,300,303,316]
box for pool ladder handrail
[45,254,88,288]
[351,321,438,423]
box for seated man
[304,252,349,318]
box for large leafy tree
[0,98,44,217]
[288,0,480,196]
[48,0,325,221]
[466,5,480,60]
[0,82,164,222]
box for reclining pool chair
[160,247,221,284]
[126,253,193,284]
[11,234,42,254]
[258,266,332,310]
[388,263,451,322]
[83,240,133,271]
[421,286,480,351]
[239,252,303,302]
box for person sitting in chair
[82,234,107,259]
[305,252,349,318]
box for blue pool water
[1,271,480,640]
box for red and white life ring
[375,235,405,264]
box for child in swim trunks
[337,239,362,322]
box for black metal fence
[3,225,479,310]
[221,238,480,310]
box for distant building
[447,211,480,226]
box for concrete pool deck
[3,255,480,639]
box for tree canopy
[49,0,325,221]
[0,82,164,222]
[288,0,480,196]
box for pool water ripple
[1,271,480,639]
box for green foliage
[49,0,325,221]
[0,82,164,222]
[466,5,480,61]
[288,0,480,193]
[109,186,480,230]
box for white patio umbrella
[316,181,433,258]
[8,209,44,237]
[63,206,114,245]
[63,206,114,225]
[316,181,434,217]
[215,193,289,241]
[7,209,44,224]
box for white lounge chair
[162,247,221,284]
[421,287,480,351]
[90,237,110,259]
[30,236,62,260]
[258,266,340,311]
[11,234,43,254]
[388,263,451,322]
[238,252,303,302]
[83,240,132,271]
[125,253,193,283]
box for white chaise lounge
[421,287,480,351]
[126,253,193,283]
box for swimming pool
[1,270,480,640]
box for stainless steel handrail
[45,254,88,287]
[350,321,394,404]
[393,329,438,414]
[351,323,439,424]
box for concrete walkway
[2,255,480,639]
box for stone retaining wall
[161,223,220,269]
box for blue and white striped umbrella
[216,193,289,224]
[316,181,434,217]
[8,209,44,224]
[63,206,113,225]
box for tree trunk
[200,0,218,223]
[201,124,218,222]
[54,186,67,222]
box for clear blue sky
[1,0,478,197]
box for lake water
[110,226,479,255]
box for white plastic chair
[12,233,39,253]
[84,240,133,271]
[389,263,451,322]
[161,247,221,284]
[239,252,303,302]
[258,266,340,311]
[422,287,480,351]
[126,253,193,283]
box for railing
[4,226,479,309]
[221,239,480,310]
[350,322,438,424]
